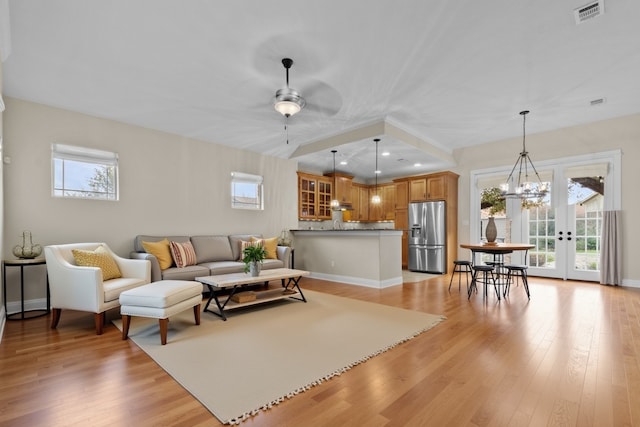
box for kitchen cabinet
[368,184,395,221]
[394,208,408,268]
[409,172,453,201]
[297,172,333,220]
[409,178,427,202]
[336,174,353,204]
[357,184,370,221]
[394,180,408,208]
[382,184,396,220]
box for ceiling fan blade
[303,79,343,117]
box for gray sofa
[131,234,291,282]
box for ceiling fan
[273,58,306,118]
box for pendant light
[500,110,548,199]
[371,139,381,204]
[330,150,340,208]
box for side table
[3,258,50,320]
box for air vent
[574,0,604,24]
[590,98,606,106]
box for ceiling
[2,0,639,182]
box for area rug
[402,269,440,283]
[112,290,445,424]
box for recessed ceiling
[3,0,640,181]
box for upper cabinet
[297,172,333,220]
[409,178,427,202]
[408,172,456,201]
[325,173,353,205]
[394,180,408,208]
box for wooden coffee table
[195,268,309,320]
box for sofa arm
[276,246,292,269]
[130,252,162,282]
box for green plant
[242,244,267,273]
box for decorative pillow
[169,241,197,268]
[239,240,260,256]
[72,245,122,281]
[250,236,278,259]
[142,238,173,270]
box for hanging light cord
[284,117,289,144]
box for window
[52,143,119,200]
[231,172,263,210]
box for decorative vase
[249,262,261,277]
[13,230,43,259]
[485,217,497,243]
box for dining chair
[448,260,472,292]
[504,264,530,299]
[469,264,499,300]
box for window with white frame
[231,172,263,210]
[52,143,119,200]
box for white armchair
[44,242,151,335]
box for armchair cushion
[142,238,173,270]
[72,245,122,280]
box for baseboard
[0,305,6,344]
[307,272,402,289]
[5,297,49,317]
[622,279,640,288]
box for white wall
[452,113,640,284]
[2,97,299,303]
[0,58,5,325]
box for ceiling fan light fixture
[274,58,306,118]
[274,87,305,117]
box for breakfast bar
[290,229,403,288]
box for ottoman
[119,280,202,345]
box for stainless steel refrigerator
[408,201,446,273]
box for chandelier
[500,110,548,199]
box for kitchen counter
[290,229,402,288]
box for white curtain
[600,210,621,285]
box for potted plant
[242,244,267,276]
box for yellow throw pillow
[142,238,173,270]
[250,236,278,259]
[72,245,122,281]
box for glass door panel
[565,175,603,281]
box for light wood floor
[1,275,639,426]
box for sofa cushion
[191,235,233,263]
[142,238,173,270]
[202,261,247,276]
[72,245,122,280]
[161,265,211,281]
[169,241,197,268]
[261,258,285,270]
[229,234,262,260]
[250,236,278,259]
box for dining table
[460,242,535,266]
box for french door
[524,166,606,281]
[473,151,620,282]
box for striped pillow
[169,241,197,268]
